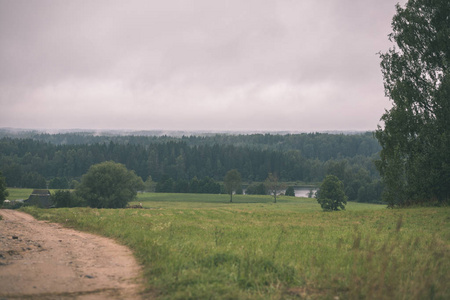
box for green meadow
[5,187,34,200]
[21,193,449,299]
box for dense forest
[0,130,381,159]
[0,130,383,203]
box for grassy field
[18,192,449,299]
[5,187,34,200]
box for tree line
[0,132,383,203]
[0,130,381,160]
[155,175,222,194]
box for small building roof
[25,189,52,208]
[30,189,51,195]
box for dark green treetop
[316,175,347,211]
[285,186,295,197]
[77,161,144,208]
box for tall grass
[22,194,449,299]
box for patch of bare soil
[0,210,144,299]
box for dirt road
[0,209,144,299]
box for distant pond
[243,187,317,198]
[292,187,317,198]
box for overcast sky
[0,0,404,132]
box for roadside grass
[22,193,449,299]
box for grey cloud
[0,0,403,131]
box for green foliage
[155,175,174,193]
[376,0,450,206]
[23,197,449,300]
[325,159,381,203]
[143,176,155,192]
[224,169,242,202]
[0,171,8,202]
[197,176,222,194]
[52,190,86,208]
[21,171,47,188]
[0,130,382,160]
[48,177,69,189]
[316,175,348,211]
[357,179,384,203]
[235,185,243,195]
[285,186,295,197]
[69,179,79,189]
[265,173,286,203]
[156,175,221,194]
[245,182,267,195]
[77,161,144,208]
[0,132,381,187]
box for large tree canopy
[77,161,144,208]
[376,0,450,206]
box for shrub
[316,175,347,211]
[285,186,295,197]
[77,161,144,208]
[245,183,267,195]
[52,190,86,208]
